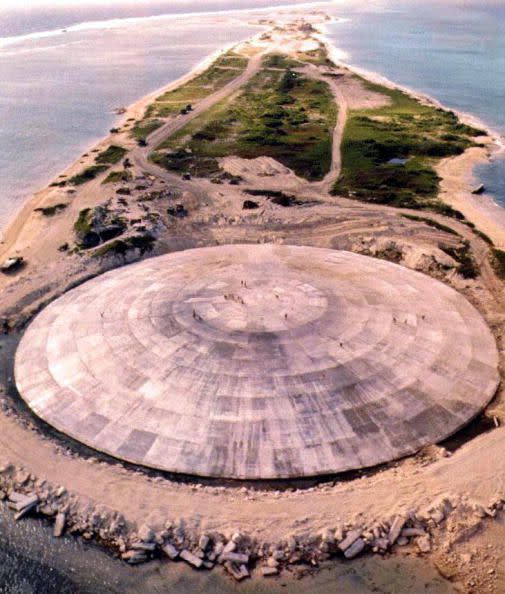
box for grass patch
[401,214,460,236]
[103,170,133,184]
[34,203,68,216]
[263,54,302,69]
[333,79,481,210]
[296,44,334,67]
[439,241,479,279]
[69,165,109,185]
[147,50,248,119]
[95,145,127,165]
[491,248,505,279]
[74,208,93,236]
[131,119,163,141]
[152,68,337,181]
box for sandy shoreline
[2,10,504,255]
[318,28,505,248]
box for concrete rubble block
[223,540,237,554]
[9,492,39,511]
[344,538,366,559]
[401,528,426,538]
[53,512,66,537]
[373,537,389,550]
[417,535,431,553]
[224,561,250,581]
[180,549,204,569]
[221,551,249,564]
[162,543,179,560]
[338,530,362,552]
[199,534,210,552]
[388,516,406,545]
[131,541,156,551]
[122,550,148,565]
[138,524,155,543]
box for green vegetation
[94,234,155,258]
[69,165,109,185]
[152,68,337,181]
[491,248,505,279]
[95,145,127,165]
[74,208,93,237]
[103,170,133,184]
[439,241,479,279]
[474,228,494,245]
[333,79,483,211]
[131,118,163,141]
[401,214,460,236]
[296,44,334,67]
[34,203,67,216]
[262,54,302,70]
[147,51,248,119]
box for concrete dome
[15,245,499,479]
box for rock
[138,524,155,543]
[243,200,260,210]
[430,509,445,524]
[472,184,485,195]
[213,541,225,557]
[221,552,249,564]
[14,501,38,521]
[344,538,366,559]
[397,536,409,546]
[162,543,179,560]
[53,512,66,537]
[338,530,361,552]
[9,492,38,511]
[224,561,249,581]
[373,537,389,551]
[417,535,431,553]
[199,534,210,552]
[267,557,279,568]
[0,462,12,474]
[180,550,204,569]
[122,550,148,565]
[261,566,279,577]
[401,528,426,538]
[131,541,156,551]
[1,256,24,274]
[388,516,406,545]
[223,540,236,554]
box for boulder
[344,538,365,559]
[338,530,361,552]
[180,549,204,568]
[53,512,66,537]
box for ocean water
[0,9,264,230]
[326,0,505,208]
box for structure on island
[15,245,499,479]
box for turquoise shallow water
[327,0,505,208]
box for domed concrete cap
[15,245,499,479]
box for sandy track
[132,52,264,184]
